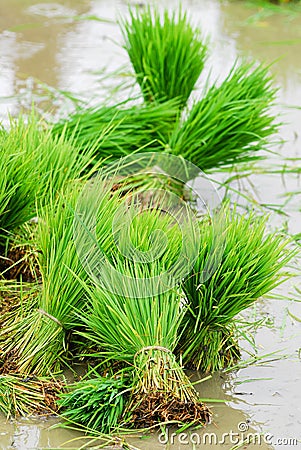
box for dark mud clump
[0,246,40,282]
[131,392,211,428]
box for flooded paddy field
[0,0,301,449]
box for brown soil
[0,349,19,375]
[35,378,64,415]
[131,392,211,428]
[0,246,40,282]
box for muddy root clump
[131,392,211,429]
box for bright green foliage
[1,188,89,374]
[0,115,98,242]
[0,121,39,238]
[74,179,208,427]
[180,208,292,372]
[121,7,207,107]
[51,100,179,159]
[58,375,127,433]
[76,180,186,360]
[51,61,278,173]
[168,62,278,171]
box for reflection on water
[1,1,301,449]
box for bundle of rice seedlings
[51,100,179,159]
[179,208,292,373]
[0,374,63,418]
[0,122,38,240]
[168,62,278,171]
[121,6,207,107]
[79,279,210,429]
[1,187,89,375]
[0,114,98,242]
[57,372,129,433]
[0,282,39,374]
[73,178,210,429]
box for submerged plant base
[131,392,211,429]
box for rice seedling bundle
[51,100,179,160]
[1,187,90,375]
[0,115,99,243]
[0,121,38,240]
[52,8,278,174]
[72,176,210,429]
[180,208,292,372]
[121,6,207,107]
[0,282,39,373]
[168,62,278,171]
[0,374,62,418]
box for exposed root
[35,379,64,414]
[128,348,211,429]
[0,349,19,375]
[131,391,211,428]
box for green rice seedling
[121,6,207,107]
[74,178,210,429]
[168,62,278,171]
[51,99,179,160]
[57,373,129,433]
[0,114,99,243]
[0,122,38,240]
[79,279,210,429]
[1,186,90,375]
[179,208,292,373]
[0,374,63,418]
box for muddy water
[1,1,301,449]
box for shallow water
[1,0,301,449]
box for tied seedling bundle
[68,173,210,430]
[1,187,90,375]
[52,7,278,174]
[168,62,278,171]
[0,373,62,418]
[122,6,278,170]
[120,6,207,107]
[180,207,293,372]
[0,114,98,245]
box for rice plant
[0,282,39,371]
[168,62,278,171]
[121,6,207,108]
[0,186,89,375]
[74,178,210,429]
[57,373,129,433]
[51,100,179,160]
[0,121,38,240]
[0,374,63,418]
[179,207,293,372]
[0,114,98,243]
